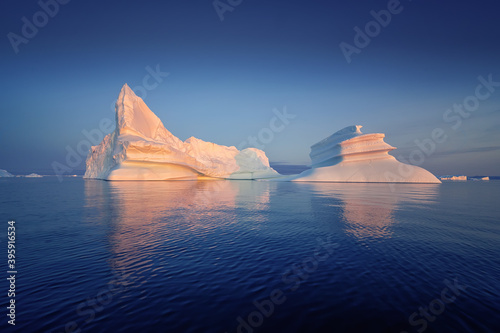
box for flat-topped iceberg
[287,125,441,183]
[84,84,279,180]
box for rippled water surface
[0,178,499,333]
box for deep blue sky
[1,0,499,175]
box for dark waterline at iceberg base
[0,178,499,333]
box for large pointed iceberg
[84,84,279,180]
[288,125,441,183]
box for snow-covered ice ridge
[85,84,440,183]
[286,125,441,183]
[84,84,280,180]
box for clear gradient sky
[1,0,499,175]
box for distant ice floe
[438,175,467,181]
[470,176,489,181]
[438,175,490,181]
[25,173,43,178]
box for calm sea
[0,177,499,333]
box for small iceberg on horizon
[438,175,467,181]
[25,173,43,178]
[470,176,489,181]
[0,169,14,177]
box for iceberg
[0,169,14,177]
[25,173,43,178]
[85,85,439,183]
[286,125,441,183]
[438,175,467,181]
[84,84,280,180]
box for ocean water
[0,177,499,333]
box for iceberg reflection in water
[304,183,440,240]
[83,181,441,284]
[83,180,275,288]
